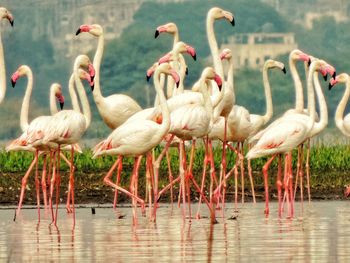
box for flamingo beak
[76,28,81,35]
[214,74,223,91]
[170,69,180,88]
[88,63,95,81]
[60,102,64,110]
[185,67,188,76]
[146,74,151,82]
[328,83,333,90]
[307,58,311,67]
[158,53,172,65]
[154,29,160,38]
[11,79,16,88]
[282,67,287,74]
[230,17,235,26]
[6,13,14,27]
[332,71,336,79]
[323,75,327,82]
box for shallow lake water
[0,201,350,262]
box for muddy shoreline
[1,170,348,206]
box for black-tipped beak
[146,75,151,82]
[328,83,334,90]
[91,74,95,82]
[307,59,311,67]
[90,84,94,92]
[282,67,286,74]
[176,81,180,88]
[10,20,14,27]
[192,54,197,61]
[323,75,327,81]
[332,71,336,79]
[76,28,81,35]
[60,102,64,110]
[154,30,159,38]
[11,79,16,88]
[185,67,188,75]
[218,84,222,91]
[230,18,235,26]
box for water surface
[0,201,349,262]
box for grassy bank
[0,144,349,205]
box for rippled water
[0,201,350,262]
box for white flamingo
[246,59,332,217]
[93,63,179,223]
[0,7,14,104]
[75,24,142,129]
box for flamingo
[93,63,179,223]
[210,58,286,211]
[154,22,186,98]
[0,7,14,104]
[246,59,333,217]
[166,67,222,222]
[75,24,142,129]
[27,55,95,226]
[8,66,66,221]
[328,73,350,196]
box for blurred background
[1,0,349,145]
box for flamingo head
[264,59,286,74]
[75,55,95,90]
[202,67,222,91]
[156,63,180,88]
[11,65,30,88]
[155,22,178,38]
[208,7,235,26]
[146,62,158,82]
[173,41,197,61]
[220,48,232,60]
[318,61,336,82]
[78,69,95,91]
[52,83,65,110]
[0,7,14,27]
[76,24,103,37]
[290,49,311,65]
[328,73,348,90]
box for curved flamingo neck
[0,33,6,103]
[201,78,213,119]
[154,70,170,134]
[68,73,81,112]
[207,14,224,79]
[50,86,59,115]
[225,56,234,99]
[20,67,33,132]
[172,31,179,47]
[311,70,328,134]
[335,78,350,135]
[289,57,303,112]
[74,64,91,128]
[262,65,273,124]
[92,33,104,102]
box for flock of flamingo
[0,6,348,226]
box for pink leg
[14,156,37,221]
[131,156,143,225]
[288,152,294,218]
[277,154,283,217]
[179,141,187,219]
[113,156,123,209]
[103,158,145,208]
[49,152,57,223]
[34,150,41,222]
[220,118,228,211]
[60,152,74,213]
[186,139,196,220]
[195,137,209,219]
[68,147,76,227]
[54,146,61,226]
[41,154,48,210]
[165,150,174,205]
[262,155,276,215]
[247,144,256,203]
[239,142,245,203]
[306,139,311,203]
[145,153,153,220]
[294,145,301,200]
